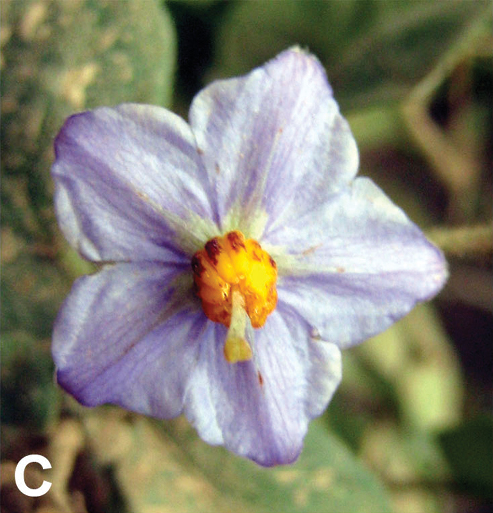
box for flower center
[191,231,277,363]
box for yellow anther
[223,232,252,278]
[192,231,278,360]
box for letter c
[15,455,52,497]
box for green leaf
[1,331,60,429]
[174,419,393,513]
[1,249,69,337]
[438,415,493,498]
[1,0,176,245]
[354,304,464,432]
[85,411,392,513]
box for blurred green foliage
[1,1,492,513]
[210,0,487,110]
[78,412,391,513]
[439,415,493,499]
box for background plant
[1,1,491,512]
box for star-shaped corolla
[51,47,447,466]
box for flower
[51,47,447,467]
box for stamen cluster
[192,231,278,328]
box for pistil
[223,287,253,363]
[191,230,278,363]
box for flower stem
[426,223,492,261]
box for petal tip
[426,244,449,298]
[270,45,327,77]
[242,437,303,468]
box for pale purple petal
[184,308,342,466]
[268,178,448,348]
[53,262,207,418]
[53,104,214,262]
[189,47,358,232]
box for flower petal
[52,104,216,262]
[53,262,207,418]
[268,177,448,348]
[189,47,358,237]
[184,307,342,466]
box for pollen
[192,231,278,330]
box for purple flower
[51,47,447,466]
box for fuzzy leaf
[85,411,392,513]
